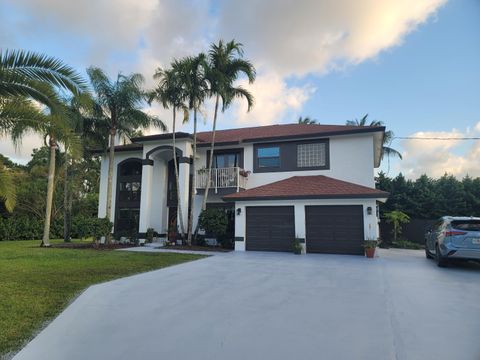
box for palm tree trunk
[63,151,71,242]
[42,137,57,247]
[172,107,186,239]
[187,108,198,245]
[201,94,219,212]
[105,128,116,244]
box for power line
[394,136,480,140]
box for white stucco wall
[232,198,380,251]
[195,133,376,189]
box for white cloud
[1,0,448,163]
[228,71,315,126]
[398,123,480,179]
[217,0,446,77]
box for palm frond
[0,49,87,95]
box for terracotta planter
[365,248,376,258]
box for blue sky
[1,0,479,178]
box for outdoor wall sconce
[236,208,242,216]
[367,206,373,215]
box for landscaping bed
[0,239,204,358]
[163,245,232,252]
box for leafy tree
[384,210,410,242]
[86,67,167,239]
[346,114,402,161]
[0,161,15,212]
[201,40,255,212]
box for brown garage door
[306,205,364,255]
[246,206,295,252]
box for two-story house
[96,123,388,255]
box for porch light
[367,206,373,215]
[236,208,242,216]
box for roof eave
[223,193,389,202]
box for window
[118,181,141,201]
[214,153,239,168]
[297,143,326,168]
[257,147,280,168]
[119,161,142,176]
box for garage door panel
[246,206,295,252]
[306,205,364,255]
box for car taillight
[445,230,467,237]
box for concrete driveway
[13,249,480,360]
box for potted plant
[363,240,378,258]
[293,238,303,255]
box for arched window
[115,159,142,235]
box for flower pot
[365,248,376,258]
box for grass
[0,240,204,357]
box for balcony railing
[196,167,247,193]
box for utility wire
[393,136,480,140]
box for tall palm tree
[297,116,318,124]
[10,101,82,246]
[1,49,86,245]
[201,40,255,212]
[346,114,402,160]
[148,64,189,240]
[175,55,209,245]
[87,67,167,238]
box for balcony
[196,167,247,193]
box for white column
[234,203,246,251]
[177,160,190,234]
[294,204,306,254]
[138,162,153,238]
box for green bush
[0,216,63,241]
[71,216,113,240]
[198,208,228,238]
[391,239,424,250]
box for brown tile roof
[90,143,143,154]
[223,175,389,201]
[98,123,385,152]
[196,123,384,145]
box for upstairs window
[297,143,326,168]
[257,146,280,168]
[214,153,240,168]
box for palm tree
[346,114,402,160]
[87,67,167,238]
[10,101,82,246]
[0,49,86,109]
[201,40,255,212]
[175,55,209,245]
[148,64,189,240]
[297,116,317,124]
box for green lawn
[0,240,204,356]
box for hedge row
[0,216,112,241]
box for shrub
[391,239,424,250]
[146,228,155,243]
[198,208,228,238]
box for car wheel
[436,244,448,267]
[425,247,433,259]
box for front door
[168,206,177,241]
